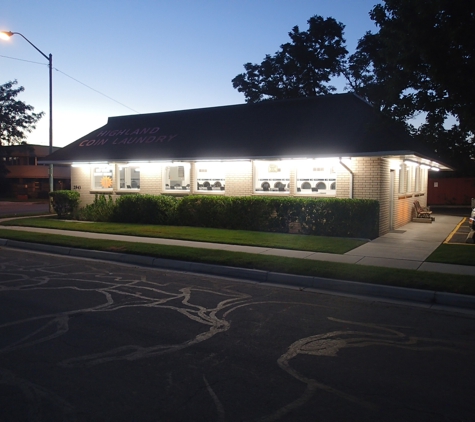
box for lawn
[427,243,475,266]
[0,217,366,254]
[1,217,475,296]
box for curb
[2,238,475,311]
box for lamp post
[0,31,54,195]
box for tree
[347,0,475,169]
[0,80,44,146]
[232,16,348,103]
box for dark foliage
[49,190,80,219]
[111,194,178,225]
[232,16,348,103]
[176,195,379,239]
[347,0,475,169]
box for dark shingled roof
[43,93,450,167]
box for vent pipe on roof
[339,158,353,199]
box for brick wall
[72,158,422,237]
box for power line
[0,54,140,114]
[54,69,140,113]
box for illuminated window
[118,165,140,190]
[253,161,290,193]
[91,165,113,190]
[196,162,226,192]
[296,160,336,195]
[163,162,190,191]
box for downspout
[339,158,353,199]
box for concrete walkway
[0,213,473,275]
[2,214,475,311]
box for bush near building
[49,190,80,219]
[73,194,379,239]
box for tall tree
[0,80,44,146]
[0,80,44,186]
[232,16,348,103]
[347,0,475,168]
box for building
[1,144,70,198]
[42,94,450,235]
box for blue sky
[1,0,380,147]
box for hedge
[175,195,379,239]
[49,190,80,218]
[76,194,379,239]
[111,194,178,225]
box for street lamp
[0,31,54,194]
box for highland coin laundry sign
[79,127,178,147]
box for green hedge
[49,190,80,218]
[111,194,178,225]
[175,195,379,239]
[77,193,379,239]
[77,194,116,222]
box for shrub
[111,194,178,225]
[49,190,80,219]
[77,194,116,222]
[175,195,379,238]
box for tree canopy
[348,0,475,168]
[232,16,348,103]
[232,1,475,171]
[0,80,44,146]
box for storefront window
[296,161,336,195]
[196,162,225,192]
[163,162,190,191]
[91,165,113,191]
[118,165,140,190]
[253,161,290,193]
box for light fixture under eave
[72,162,108,167]
[430,167,440,171]
[403,159,419,167]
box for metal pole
[1,32,55,207]
[48,53,54,194]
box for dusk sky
[1,0,380,148]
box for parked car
[469,208,475,230]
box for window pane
[196,162,225,191]
[254,161,290,192]
[296,161,336,195]
[164,163,190,191]
[92,165,113,190]
[119,166,140,189]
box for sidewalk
[1,214,475,311]
[0,213,472,275]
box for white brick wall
[72,158,429,237]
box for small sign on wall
[434,182,438,187]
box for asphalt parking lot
[1,248,475,422]
[0,201,49,217]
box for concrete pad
[188,262,269,282]
[304,252,363,264]
[152,258,193,272]
[418,262,475,276]
[267,272,314,287]
[259,249,315,259]
[217,244,270,254]
[346,243,436,261]
[355,256,422,270]
[435,291,475,309]
[309,277,435,304]
[72,249,125,262]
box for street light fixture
[0,31,54,195]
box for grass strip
[427,243,475,266]
[1,228,475,296]
[0,217,366,254]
